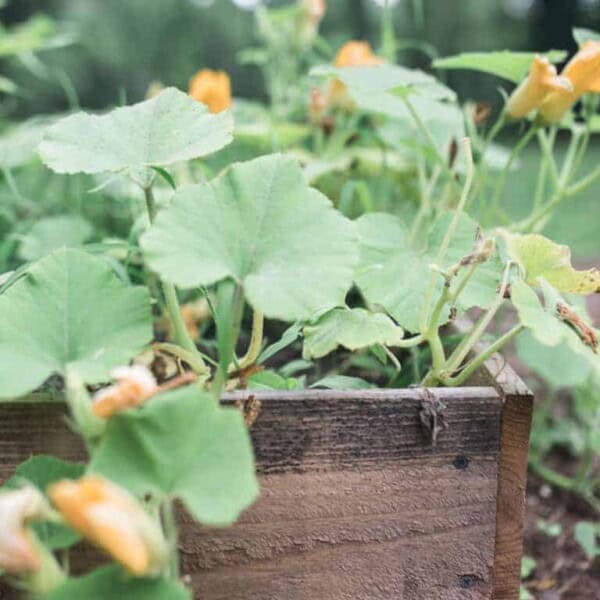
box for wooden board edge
[491,389,534,599]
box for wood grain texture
[1,388,503,600]
[455,317,535,600]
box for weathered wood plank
[0,388,504,599]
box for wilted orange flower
[92,366,158,419]
[48,476,167,577]
[540,41,600,122]
[0,486,50,575]
[189,69,232,114]
[506,56,572,119]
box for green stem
[402,96,461,191]
[161,499,179,579]
[486,125,538,223]
[381,0,397,62]
[529,458,600,514]
[439,324,524,387]
[444,263,511,375]
[236,310,264,371]
[566,163,600,197]
[143,187,207,368]
[536,128,559,191]
[419,138,474,332]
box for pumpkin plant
[0,21,599,598]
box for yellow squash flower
[48,476,167,577]
[506,55,572,119]
[92,365,158,419]
[330,41,383,106]
[0,486,50,575]
[540,41,600,122]
[189,69,232,114]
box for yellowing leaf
[505,233,600,294]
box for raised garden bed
[0,350,532,600]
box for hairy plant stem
[419,138,474,333]
[143,186,208,373]
[438,324,524,387]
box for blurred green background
[1,0,599,259]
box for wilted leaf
[142,154,357,321]
[303,307,404,359]
[505,233,600,294]
[39,88,233,179]
[511,279,599,376]
[18,215,93,261]
[0,248,152,399]
[46,566,191,600]
[433,50,567,83]
[90,386,259,527]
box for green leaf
[3,456,84,550]
[258,323,302,364]
[46,565,191,600]
[511,279,599,377]
[0,117,56,169]
[0,248,152,399]
[38,88,233,178]
[302,307,404,359]
[574,521,600,559]
[520,555,537,580]
[90,386,259,527]
[573,28,600,47]
[516,330,594,389]
[354,212,501,331]
[505,233,600,294]
[310,375,375,389]
[142,154,357,321]
[433,50,567,83]
[311,64,455,100]
[18,215,93,261]
[247,370,302,390]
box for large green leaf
[354,212,502,331]
[316,64,463,153]
[313,64,455,100]
[142,154,357,321]
[433,50,567,83]
[505,233,600,294]
[90,386,259,527]
[302,307,404,359]
[18,215,93,261]
[0,248,152,399]
[46,566,191,600]
[511,279,599,377]
[38,88,233,178]
[3,456,84,550]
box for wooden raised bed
[0,350,532,600]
